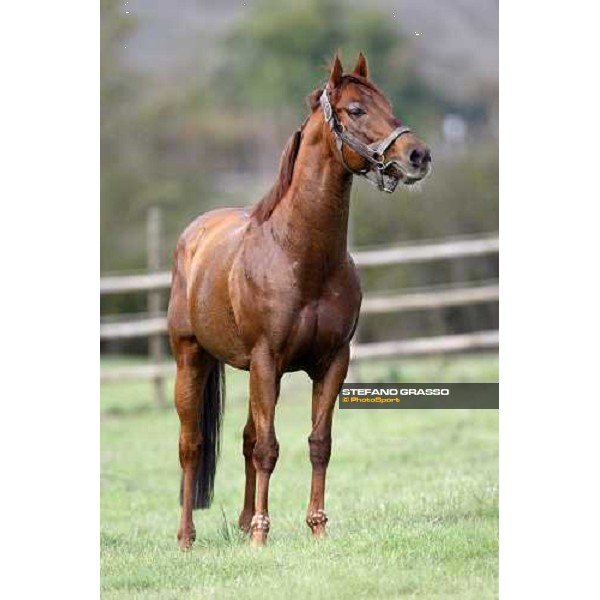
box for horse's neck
[269,119,353,273]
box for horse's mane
[251,75,384,224]
[251,126,303,224]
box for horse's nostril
[409,148,424,168]
[409,147,431,168]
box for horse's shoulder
[331,254,362,294]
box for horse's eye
[346,105,366,117]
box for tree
[216,0,441,129]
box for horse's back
[167,207,251,366]
[177,207,249,259]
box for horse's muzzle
[384,157,431,187]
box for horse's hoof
[249,513,270,546]
[177,534,194,551]
[306,509,328,537]
[177,526,196,550]
[311,524,327,538]
[238,510,253,534]
[250,532,267,546]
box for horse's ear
[328,53,343,89]
[352,52,368,79]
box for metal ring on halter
[372,153,385,168]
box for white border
[501,1,600,598]
[0,2,99,598]
[2,1,600,598]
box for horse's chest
[282,290,358,369]
[231,246,361,370]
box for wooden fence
[100,208,498,405]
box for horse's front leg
[238,407,256,533]
[248,343,280,546]
[306,344,350,538]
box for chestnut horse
[167,53,431,548]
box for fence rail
[100,283,499,341]
[353,235,499,267]
[100,329,499,383]
[361,283,499,314]
[100,234,500,295]
[100,221,499,397]
[350,330,499,361]
[100,271,171,295]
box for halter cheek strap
[319,87,412,193]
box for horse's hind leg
[173,336,216,550]
[306,345,350,537]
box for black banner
[339,383,498,409]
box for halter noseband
[319,87,412,193]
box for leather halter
[320,87,412,193]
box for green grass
[101,356,498,599]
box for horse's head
[315,53,431,193]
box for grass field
[101,356,498,599]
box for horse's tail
[180,361,226,510]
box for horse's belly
[186,215,251,369]
[191,277,251,369]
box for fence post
[147,205,165,407]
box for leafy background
[101,0,498,348]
